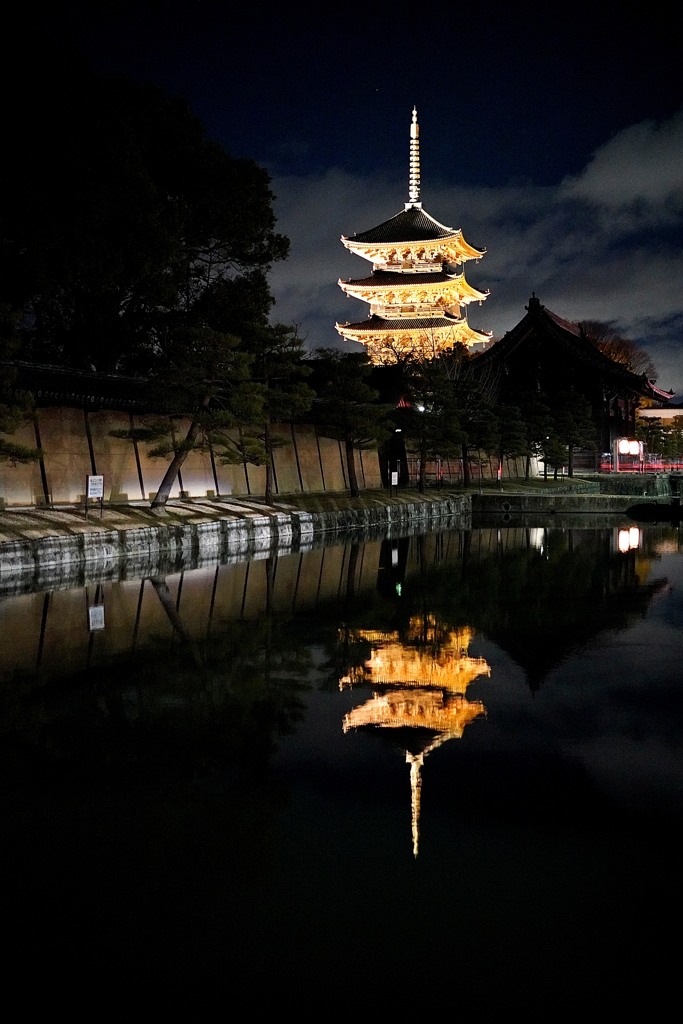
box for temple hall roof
[477,295,672,401]
[345,206,461,244]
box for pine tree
[243,324,314,504]
[314,350,392,498]
[551,390,596,477]
[515,391,555,480]
[492,405,527,488]
[110,325,263,508]
[0,303,41,465]
[448,362,499,487]
[399,359,463,493]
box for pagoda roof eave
[461,324,494,344]
[338,272,489,304]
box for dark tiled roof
[342,271,455,287]
[346,206,458,244]
[2,360,149,409]
[477,300,671,400]
[339,314,461,332]
[545,308,581,336]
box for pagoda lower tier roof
[345,205,462,245]
[338,314,463,333]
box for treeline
[637,416,683,461]
[1,54,656,499]
[385,355,597,489]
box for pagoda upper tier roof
[344,205,483,253]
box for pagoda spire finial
[407,752,423,857]
[407,106,421,208]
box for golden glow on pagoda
[339,271,488,312]
[341,617,489,856]
[335,108,492,363]
[341,233,486,270]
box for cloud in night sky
[269,107,683,396]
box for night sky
[39,2,683,393]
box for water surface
[1,522,681,1005]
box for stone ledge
[0,494,471,594]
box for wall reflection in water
[0,523,677,806]
[341,618,490,855]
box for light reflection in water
[341,618,489,856]
[618,527,641,553]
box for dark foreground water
[1,521,682,1007]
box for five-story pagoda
[336,109,492,364]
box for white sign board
[88,605,105,631]
[391,472,399,486]
[87,475,104,499]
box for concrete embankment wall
[471,493,657,514]
[0,495,471,593]
[0,406,382,506]
[592,473,680,496]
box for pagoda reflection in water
[341,618,490,856]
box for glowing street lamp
[613,438,643,471]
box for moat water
[1,521,681,1006]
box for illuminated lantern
[618,530,631,553]
[618,439,630,455]
[629,527,640,549]
[628,441,640,456]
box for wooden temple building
[476,295,673,452]
[341,619,489,856]
[336,109,492,364]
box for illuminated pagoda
[336,109,492,364]
[341,620,489,856]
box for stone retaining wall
[0,495,471,594]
